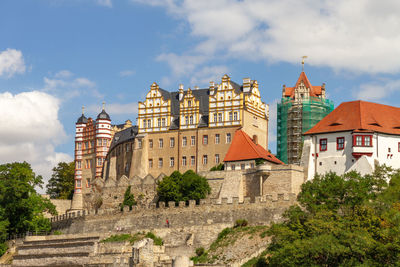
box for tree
[210,163,224,171]
[263,167,400,266]
[0,162,57,256]
[46,162,75,199]
[120,186,137,210]
[157,170,211,203]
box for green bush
[195,247,205,256]
[145,232,163,246]
[52,230,63,235]
[120,186,137,211]
[234,219,248,228]
[210,163,224,171]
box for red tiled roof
[224,130,283,164]
[304,100,400,135]
[284,72,322,98]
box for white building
[301,100,400,180]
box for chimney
[179,84,184,101]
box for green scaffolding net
[277,97,334,164]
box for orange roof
[284,72,322,98]
[224,130,283,164]
[304,100,400,135]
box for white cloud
[43,70,103,100]
[134,0,400,77]
[119,70,136,77]
[87,102,138,116]
[0,91,72,190]
[96,0,112,7]
[355,79,400,101]
[0,48,26,78]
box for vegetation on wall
[258,166,400,266]
[0,162,57,256]
[210,163,224,171]
[120,186,137,210]
[46,161,75,200]
[157,170,211,203]
[100,231,163,246]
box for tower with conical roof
[277,62,334,164]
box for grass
[241,250,268,267]
[100,231,163,246]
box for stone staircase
[11,235,108,267]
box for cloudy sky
[1,0,400,186]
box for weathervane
[301,56,308,72]
[82,106,85,115]
[102,101,105,111]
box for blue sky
[1,0,400,184]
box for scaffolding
[277,97,334,164]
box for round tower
[70,107,88,211]
[95,102,111,179]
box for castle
[71,74,270,211]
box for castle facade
[71,75,269,210]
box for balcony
[352,146,374,158]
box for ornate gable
[138,82,172,133]
[179,88,200,129]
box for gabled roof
[224,130,283,164]
[304,100,400,135]
[284,71,322,98]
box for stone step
[17,241,96,256]
[23,236,99,246]
[12,252,91,267]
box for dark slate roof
[110,126,138,150]
[97,109,111,120]
[170,116,180,130]
[198,115,209,127]
[230,81,243,95]
[191,89,210,114]
[76,114,88,124]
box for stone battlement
[51,193,296,225]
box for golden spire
[102,101,105,111]
[301,56,308,72]
[82,106,85,115]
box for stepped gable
[304,100,400,135]
[224,130,283,164]
[284,71,322,98]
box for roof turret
[97,102,111,121]
[76,106,88,124]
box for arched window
[189,115,193,124]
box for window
[229,112,233,121]
[203,135,208,145]
[388,147,391,153]
[170,137,175,148]
[149,139,153,148]
[214,113,217,122]
[125,162,129,174]
[76,179,81,188]
[126,143,130,152]
[241,164,245,170]
[191,136,195,146]
[170,157,174,167]
[158,158,163,168]
[203,155,208,165]
[159,138,163,148]
[231,164,235,170]
[234,112,238,121]
[85,159,91,169]
[142,119,146,128]
[76,142,82,150]
[226,133,231,143]
[85,141,89,149]
[157,118,161,127]
[76,161,82,169]
[189,115,193,124]
[182,156,187,166]
[182,137,187,147]
[147,119,151,128]
[218,113,222,122]
[185,116,189,125]
[191,156,195,165]
[162,118,166,127]
[215,134,220,144]
[149,159,153,168]
[97,158,103,166]
[250,163,255,168]
[337,137,345,150]
[353,135,373,147]
[138,139,142,149]
[320,138,327,151]
[215,154,220,164]
[86,178,90,188]
[103,139,107,146]
[398,142,400,152]
[188,100,192,107]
